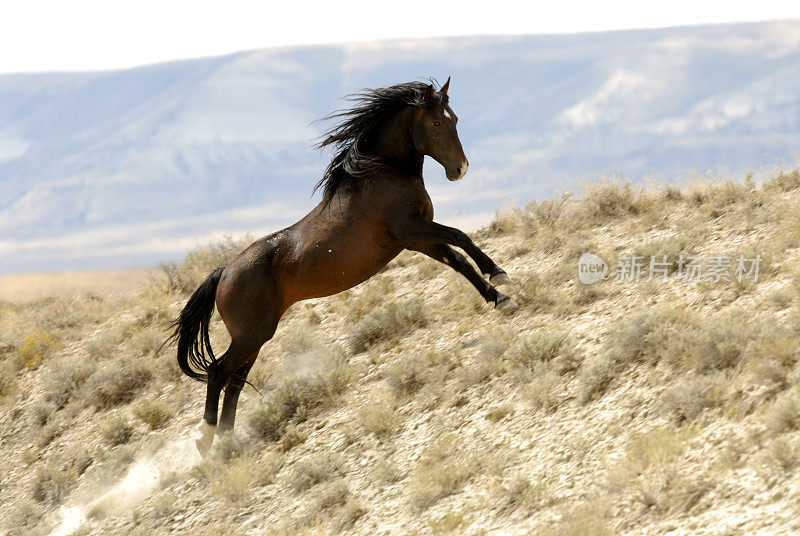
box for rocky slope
[2,172,800,535]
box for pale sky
[2,0,800,74]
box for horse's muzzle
[447,160,469,181]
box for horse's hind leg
[217,356,258,435]
[195,340,261,456]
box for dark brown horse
[171,78,517,455]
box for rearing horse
[171,78,517,456]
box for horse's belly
[280,243,402,304]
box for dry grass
[248,353,354,442]
[497,476,551,513]
[291,453,341,492]
[763,390,800,434]
[577,180,653,221]
[358,391,402,436]
[536,498,612,536]
[14,331,59,371]
[30,447,92,504]
[133,399,174,430]
[0,362,13,397]
[504,330,580,375]
[657,377,712,423]
[428,511,472,535]
[42,355,94,408]
[102,415,134,446]
[0,268,162,303]
[86,359,153,409]
[160,235,250,292]
[761,436,800,472]
[408,434,482,510]
[349,298,428,353]
[762,169,800,192]
[385,351,452,399]
[207,453,282,502]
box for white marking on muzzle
[454,160,469,181]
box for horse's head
[412,78,469,181]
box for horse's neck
[368,110,423,178]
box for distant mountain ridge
[2,20,800,273]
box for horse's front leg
[392,217,512,284]
[410,243,517,309]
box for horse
[170,78,517,456]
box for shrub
[314,480,349,510]
[249,354,353,442]
[762,436,800,472]
[43,356,93,408]
[161,235,250,293]
[133,399,174,430]
[103,415,134,446]
[29,399,57,428]
[498,477,550,513]
[86,359,152,409]
[408,435,481,509]
[291,453,341,492]
[526,193,572,229]
[688,310,755,371]
[764,390,800,434]
[429,511,472,535]
[657,378,709,423]
[359,392,402,436]
[485,206,528,236]
[660,184,684,201]
[634,468,711,514]
[349,299,427,353]
[577,356,616,402]
[16,332,58,370]
[504,330,580,375]
[614,427,687,485]
[707,180,752,211]
[604,312,663,365]
[385,352,451,398]
[6,498,44,533]
[279,326,317,355]
[330,496,366,532]
[523,362,564,411]
[762,169,800,192]
[0,362,13,397]
[538,498,612,536]
[630,236,699,275]
[206,453,281,502]
[31,455,84,504]
[485,405,513,422]
[578,181,650,220]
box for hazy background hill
[2,19,800,273]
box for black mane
[313,80,448,200]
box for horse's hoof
[194,421,216,458]
[490,271,513,285]
[495,293,518,310]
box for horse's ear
[441,76,450,95]
[423,84,435,105]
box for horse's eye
[433,120,441,127]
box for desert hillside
[3,171,800,536]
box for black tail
[170,268,224,382]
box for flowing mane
[313,80,448,200]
